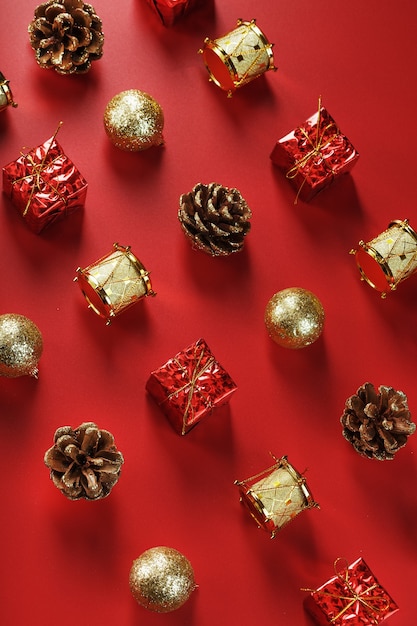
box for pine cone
[28,0,104,75]
[44,422,124,500]
[340,382,416,460]
[178,182,252,256]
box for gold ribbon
[303,558,390,624]
[286,97,339,204]
[11,122,67,215]
[164,343,215,434]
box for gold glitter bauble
[103,90,164,151]
[264,288,325,349]
[129,546,196,613]
[0,314,43,377]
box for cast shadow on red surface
[304,176,365,240]
[0,110,13,138]
[349,451,417,549]
[236,500,322,588]
[74,290,156,342]
[0,377,40,438]
[270,166,365,242]
[103,138,165,184]
[200,72,279,123]
[128,585,198,626]
[28,64,102,112]
[179,237,252,297]
[266,333,330,398]
[361,276,417,348]
[145,391,236,460]
[42,494,121,570]
[2,193,85,258]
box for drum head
[202,47,236,93]
[355,247,391,293]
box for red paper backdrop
[1,1,416,625]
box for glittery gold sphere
[264,288,325,349]
[129,546,196,613]
[0,314,43,377]
[103,89,164,151]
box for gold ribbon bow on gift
[303,557,390,624]
[12,122,68,215]
[165,343,215,434]
[286,97,339,204]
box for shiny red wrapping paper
[270,106,359,202]
[2,135,87,233]
[144,0,200,26]
[304,558,399,625]
[146,338,237,435]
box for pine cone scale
[44,4,64,21]
[81,426,99,453]
[64,443,81,461]
[82,467,100,496]
[62,463,79,488]
[44,449,68,472]
[74,28,91,46]
[72,7,92,25]
[55,434,78,452]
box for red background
[1,1,416,624]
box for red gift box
[145,0,200,26]
[304,558,399,625]
[146,338,237,435]
[270,101,359,203]
[2,129,87,233]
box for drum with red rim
[199,19,276,97]
[351,219,417,297]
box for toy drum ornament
[75,243,155,324]
[235,455,318,538]
[0,71,17,112]
[350,219,417,297]
[199,19,276,97]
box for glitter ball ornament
[0,314,43,378]
[129,546,196,613]
[103,90,164,152]
[264,288,324,349]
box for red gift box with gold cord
[2,124,88,233]
[146,338,237,435]
[270,99,359,203]
[303,557,399,625]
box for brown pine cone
[178,182,252,256]
[340,382,416,460]
[44,422,124,500]
[28,0,104,75]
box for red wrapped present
[144,0,200,26]
[270,99,359,203]
[146,338,237,435]
[2,124,88,233]
[303,557,399,625]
